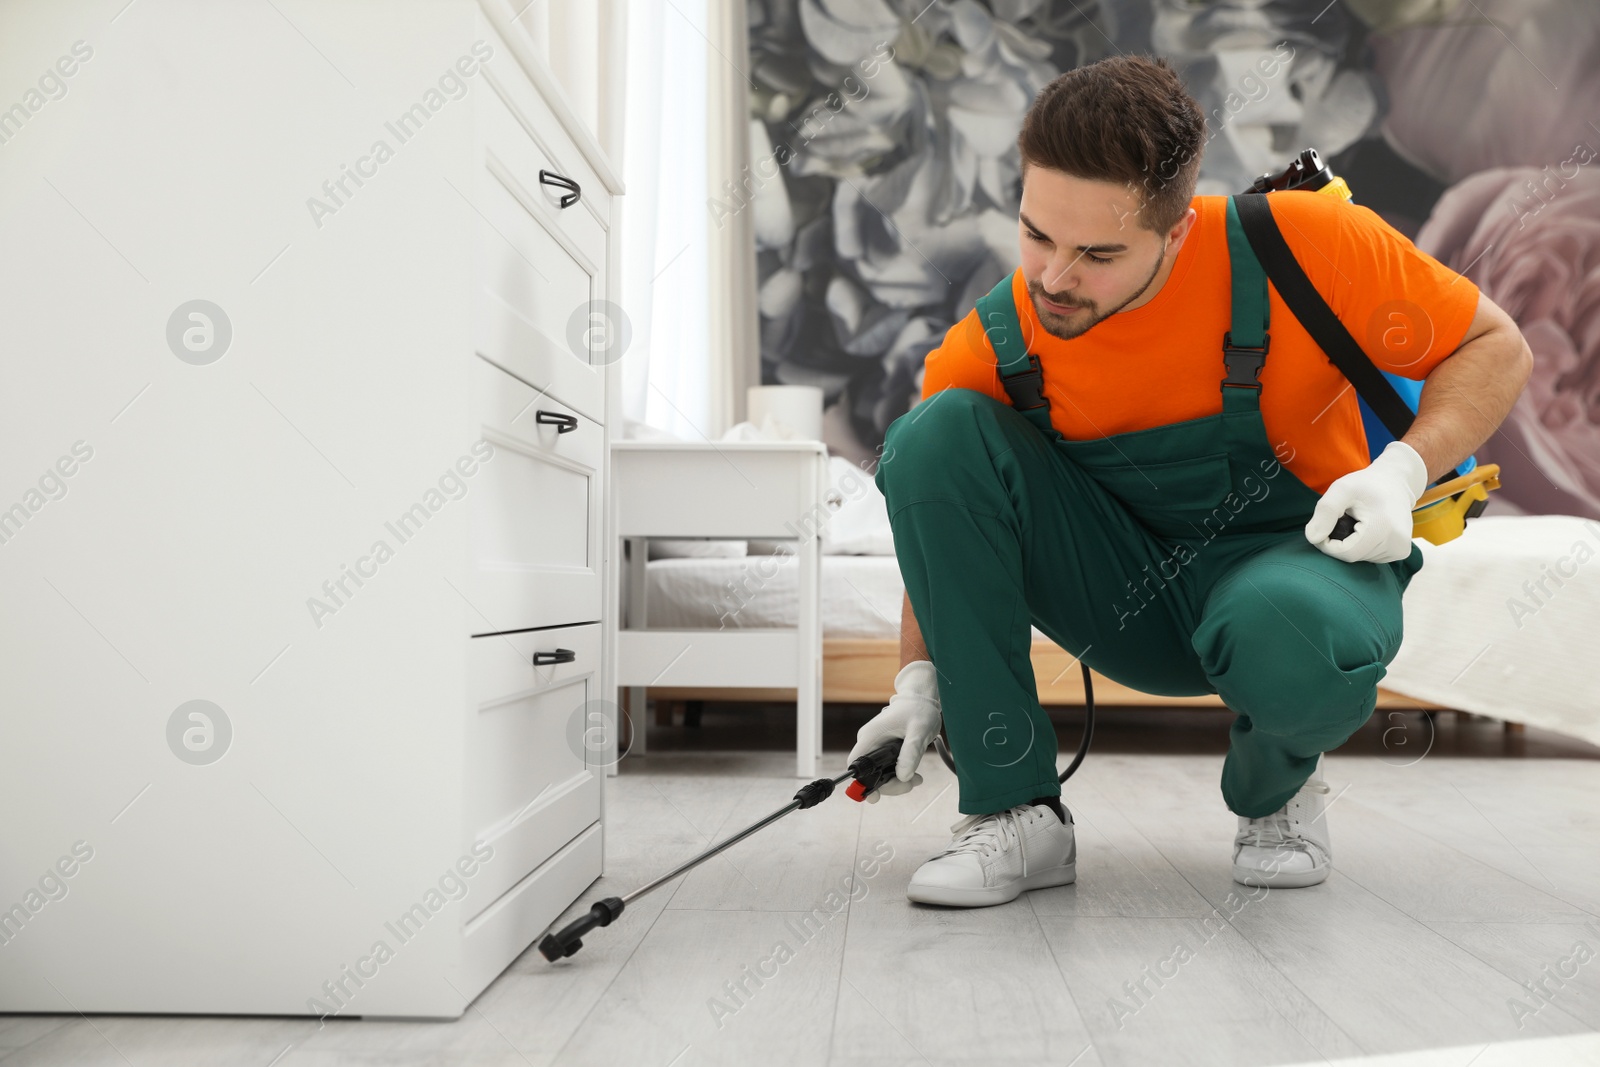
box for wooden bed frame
[644,637,1443,710]
[630,639,1539,759]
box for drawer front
[612,446,830,538]
[471,153,605,424]
[459,822,602,993]
[470,25,610,425]
[468,355,602,635]
[464,624,603,917]
[477,61,607,268]
[475,8,610,239]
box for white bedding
[641,515,1600,748]
[642,553,1055,639]
[1384,515,1600,748]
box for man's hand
[1306,441,1429,564]
[847,660,942,803]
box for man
[849,54,1532,907]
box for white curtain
[619,0,757,441]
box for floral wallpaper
[746,0,1600,519]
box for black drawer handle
[532,647,576,666]
[539,169,581,209]
[536,410,577,433]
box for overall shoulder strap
[1223,196,1270,401]
[975,273,1055,437]
[1230,193,1417,440]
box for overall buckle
[1001,354,1048,410]
[1222,332,1269,389]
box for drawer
[464,624,603,918]
[472,352,601,465]
[476,61,607,267]
[470,132,605,423]
[475,7,610,234]
[611,444,830,538]
[468,355,602,635]
[459,821,602,993]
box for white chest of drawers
[0,0,622,1017]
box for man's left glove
[848,660,941,803]
[1305,440,1429,564]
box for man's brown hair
[1017,54,1206,236]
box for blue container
[1357,370,1476,479]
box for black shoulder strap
[1231,194,1417,441]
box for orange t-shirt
[919,191,1481,494]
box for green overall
[876,198,1425,818]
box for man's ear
[1165,207,1198,251]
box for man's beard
[1029,246,1167,341]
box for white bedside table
[608,440,830,779]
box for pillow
[821,456,895,555]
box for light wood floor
[3,710,1599,1066]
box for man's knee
[876,388,1009,498]
[1194,565,1391,736]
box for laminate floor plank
[1091,756,1597,1057]
[834,879,1098,1064]
[1036,913,1360,1066]
[548,907,847,1066]
[1421,920,1600,1030]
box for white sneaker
[1232,755,1333,888]
[906,801,1076,907]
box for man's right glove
[847,660,942,803]
[1306,440,1429,564]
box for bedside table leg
[629,686,649,756]
[623,536,650,761]
[796,529,822,779]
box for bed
[623,441,1600,752]
[1380,514,1600,748]
[634,552,1442,711]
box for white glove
[847,660,942,803]
[1306,441,1429,564]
